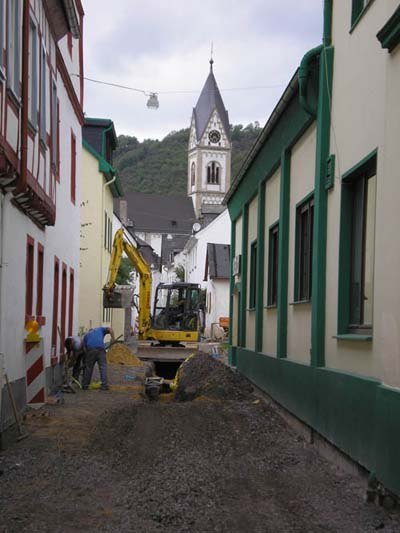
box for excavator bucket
[103,286,134,308]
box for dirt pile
[174,351,253,401]
[107,342,144,366]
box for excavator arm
[104,228,152,339]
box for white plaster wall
[205,279,230,335]
[246,196,258,352]
[324,0,398,381]
[1,81,81,381]
[185,209,231,287]
[262,168,280,356]
[286,124,316,364]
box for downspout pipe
[100,172,116,323]
[323,0,333,47]
[298,44,323,117]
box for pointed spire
[193,57,230,142]
[210,42,214,71]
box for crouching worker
[82,326,114,391]
[65,335,85,383]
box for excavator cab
[152,283,201,334]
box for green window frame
[351,0,374,29]
[294,195,314,303]
[249,240,257,310]
[338,150,377,337]
[267,222,279,307]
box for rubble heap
[174,351,253,401]
[107,343,144,367]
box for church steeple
[187,59,232,222]
[192,60,230,144]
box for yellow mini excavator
[103,228,201,345]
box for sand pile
[174,351,253,401]
[107,343,144,366]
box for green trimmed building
[226,1,400,495]
[79,118,124,333]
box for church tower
[188,59,231,222]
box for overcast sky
[82,1,323,141]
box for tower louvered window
[191,162,196,186]
[207,162,220,185]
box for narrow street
[1,382,399,532]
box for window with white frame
[28,20,38,127]
[51,79,57,167]
[0,0,5,71]
[7,0,20,96]
[39,43,46,144]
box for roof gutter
[224,71,299,204]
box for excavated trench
[153,360,181,379]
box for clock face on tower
[208,130,221,144]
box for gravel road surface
[0,386,399,532]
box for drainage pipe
[298,44,323,117]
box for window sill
[247,307,256,312]
[334,334,373,342]
[39,138,47,153]
[377,5,400,53]
[350,0,376,34]
[289,299,311,306]
[28,119,38,137]
[264,304,277,309]
[6,87,21,111]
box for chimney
[119,199,128,225]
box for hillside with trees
[113,123,262,195]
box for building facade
[79,118,123,333]
[0,0,84,425]
[227,0,400,495]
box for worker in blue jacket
[82,326,114,391]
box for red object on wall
[68,268,74,336]
[51,257,59,358]
[70,130,76,204]
[60,263,67,354]
[26,236,35,319]
[36,243,44,317]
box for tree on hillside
[114,123,262,196]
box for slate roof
[131,231,161,270]
[83,117,117,157]
[161,234,190,267]
[205,243,231,280]
[193,62,230,141]
[115,192,196,234]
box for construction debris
[173,351,253,401]
[107,342,144,366]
